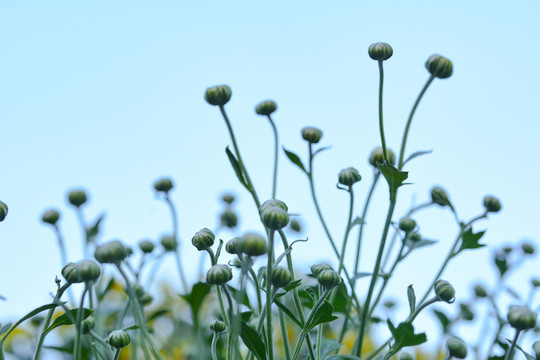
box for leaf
[283,147,307,174]
[352,272,384,281]
[227,285,251,308]
[330,282,350,314]
[146,309,170,323]
[241,310,253,322]
[494,252,510,278]
[325,355,362,360]
[387,320,427,348]
[303,301,338,334]
[348,217,365,230]
[240,321,267,360]
[512,341,536,360]
[225,147,248,188]
[86,213,105,243]
[318,338,342,359]
[276,279,303,299]
[407,238,437,251]
[458,228,486,253]
[43,309,93,335]
[0,323,12,337]
[403,150,433,166]
[407,285,416,315]
[122,325,139,331]
[432,309,451,334]
[313,146,331,157]
[0,295,6,301]
[504,286,522,300]
[1,303,60,342]
[180,282,212,325]
[377,161,408,200]
[274,299,304,328]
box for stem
[267,114,279,199]
[248,268,263,314]
[211,333,220,360]
[377,60,388,162]
[89,330,114,358]
[266,231,275,360]
[113,349,121,360]
[337,188,355,275]
[74,286,88,360]
[504,330,521,360]
[279,310,292,360]
[164,194,189,293]
[407,297,437,323]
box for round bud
[383,300,396,309]
[67,190,88,207]
[532,341,540,360]
[425,54,453,79]
[502,246,513,254]
[107,330,131,349]
[431,186,450,207]
[81,316,95,334]
[41,209,60,226]
[259,199,289,213]
[507,305,537,331]
[408,232,421,242]
[272,267,293,288]
[301,126,323,144]
[399,217,417,233]
[289,219,302,233]
[255,100,278,116]
[317,270,341,288]
[532,278,540,288]
[62,262,83,284]
[206,264,233,285]
[521,242,535,255]
[474,284,488,298]
[225,238,243,255]
[160,235,178,252]
[434,280,455,303]
[192,228,215,251]
[0,201,8,222]
[368,42,393,61]
[399,352,413,360]
[459,303,474,321]
[139,293,153,306]
[483,195,502,213]
[77,259,101,282]
[338,167,362,186]
[94,240,129,264]
[204,85,232,106]
[241,232,267,257]
[220,209,238,229]
[222,193,235,204]
[138,240,155,254]
[153,177,174,193]
[368,147,396,168]
[261,207,289,230]
[210,320,226,333]
[311,263,333,276]
[446,336,467,359]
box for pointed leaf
[458,228,486,253]
[330,282,350,314]
[180,282,212,325]
[1,303,60,342]
[325,356,362,360]
[432,309,451,334]
[225,147,248,187]
[313,146,331,157]
[494,252,510,278]
[407,285,416,315]
[303,301,338,334]
[146,309,170,323]
[43,309,93,335]
[240,321,267,360]
[275,299,304,328]
[227,285,251,308]
[387,320,427,348]
[377,161,408,200]
[283,147,307,174]
[512,341,536,360]
[348,217,365,230]
[86,214,105,243]
[403,150,433,166]
[0,323,12,337]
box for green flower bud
[153,177,174,193]
[532,341,540,360]
[138,240,155,254]
[241,232,267,257]
[383,300,396,309]
[531,278,540,288]
[67,189,88,208]
[474,284,488,298]
[222,193,235,204]
[338,167,362,186]
[311,263,333,276]
[425,54,453,79]
[261,206,289,230]
[408,232,422,242]
[62,262,83,284]
[225,237,243,255]
[272,267,293,288]
[94,240,129,264]
[255,100,278,116]
[160,235,178,252]
[399,217,417,233]
[206,264,233,285]
[210,320,226,333]
[459,303,474,321]
[483,195,502,213]
[41,209,60,226]
[220,209,238,229]
[399,352,413,360]
[107,330,131,349]
[502,246,513,254]
[368,42,393,61]
[368,147,396,168]
[192,228,215,251]
[507,305,537,331]
[139,293,153,306]
[521,242,535,255]
[301,126,323,144]
[259,199,289,213]
[289,219,302,233]
[434,280,455,303]
[431,186,450,207]
[204,85,232,106]
[77,259,101,282]
[81,316,95,334]
[317,269,341,288]
[446,336,467,359]
[0,201,8,222]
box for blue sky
[1,0,539,346]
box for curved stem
[164,194,189,293]
[211,333,220,360]
[266,231,275,360]
[112,349,121,360]
[267,114,279,199]
[377,60,388,162]
[88,330,114,358]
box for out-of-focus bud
[338,167,362,186]
[399,352,413,360]
[255,100,278,116]
[204,85,232,106]
[369,147,396,168]
[261,206,289,230]
[289,218,302,233]
[446,336,467,359]
[311,263,332,276]
[206,264,233,285]
[408,232,421,242]
[62,262,83,284]
[507,305,537,331]
[521,242,535,255]
[317,269,341,288]
[67,190,88,208]
[271,267,293,288]
[225,238,243,255]
[160,235,178,252]
[473,284,488,298]
[483,195,502,213]
[41,209,60,226]
[210,320,226,333]
[107,330,131,349]
[138,240,155,254]
[368,42,393,61]
[81,316,95,334]
[77,259,101,282]
[531,278,540,288]
[459,303,474,321]
[260,199,288,213]
[532,341,540,360]
[94,240,129,264]
[0,201,7,222]
[434,280,455,303]
[220,209,238,229]
[301,126,323,144]
[153,177,174,193]
[241,232,267,257]
[399,217,417,233]
[425,54,453,79]
[383,300,396,309]
[222,193,235,204]
[431,186,450,207]
[192,228,215,251]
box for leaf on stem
[227,285,251,308]
[0,323,11,337]
[325,355,362,360]
[180,282,212,325]
[274,299,304,328]
[510,341,536,360]
[240,320,268,360]
[146,309,171,323]
[43,308,93,335]
[348,216,365,230]
[432,309,451,334]
[387,320,427,348]
[303,301,338,334]
[377,161,408,200]
[313,146,331,158]
[330,282,350,314]
[457,228,486,253]
[225,147,249,188]
[318,338,342,359]
[402,150,433,167]
[283,147,307,174]
[86,213,105,244]
[407,285,416,315]
[1,303,60,342]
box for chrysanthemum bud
[259,199,289,213]
[94,240,129,264]
[408,232,421,242]
[383,300,396,309]
[474,284,488,298]
[153,177,174,193]
[204,85,232,106]
[0,201,7,222]
[139,293,153,306]
[521,242,535,255]
[67,190,88,208]
[399,352,413,360]
[81,316,95,334]
[289,219,302,233]
[502,246,513,254]
[301,126,323,144]
[459,303,474,321]
[311,263,333,276]
[507,305,537,331]
[532,278,540,288]
[446,337,467,359]
[40,209,60,226]
[222,193,235,204]
[160,235,178,252]
[338,167,362,186]
[261,206,289,230]
[192,228,215,251]
[272,267,293,288]
[317,269,341,288]
[255,100,278,116]
[220,209,238,229]
[425,54,453,79]
[368,42,393,61]
[138,240,155,254]
[483,195,502,213]
[241,232,267,256]
[210,320,226,333]
[77,259,101,282]
[225,237,243,255]
[107,330,131,349]
[62,262,83,283]
[434,280,455,303]
[369,147,396,168]
[431,186,450,207]
[399,217,417,233]
[532,341,540,360]
[206,264,233,285]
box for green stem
[504,330,521,360]
[279,310,292,360]
[216,286,230,328]
[113,349,122,360]
[377,60,388,162]
[74,286,88,360]
[75,207,88,258]
[365,340,391,360]
[337,188,355,276]
[89,330,114,358]
[266,231,275,360]
[211,333,220,360]
[248,268,263,314]
[407,297,437,323]
[267,114,279,199]
[165,194,188,294]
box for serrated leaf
[240,321,267,360]
[432,309,451,334]
[403,150,433,166]
[225,147,248,188]
[387,320,427,348]
[458,228,486,253]
[377,161,408,200]
[86,214,105,243]
[303,301,338,334]
[44,308,93,335]
[407,285,416,315]
[283,147,307,174]
[146,309,170,323]
[318,338,342,359]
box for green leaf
[240,321,267,360]
[432,309,451,334]
[227,285,251,308]
[275,279,303,300]
[458,228,486,253]
[407,285,415,316]
[1,303,60,342]
[274,299,303,328]
[225,147,248,188]
[180,282,212,325]
[494,252,510,278]
[303,301,338,334]
[348,217,365,230]
[325,355,362,360]
[512,341,536,360]
[283,147,307,174]
[122,325,139,331]
[330,282,350,314]
[0,323,12,337]
[403,150,433,166]
[43,309,93,335]
[146,309,170,323]
[407,238,437,251]
[377,161,408,200]
[318,339,342,359]
[241,310,254,322]
[97,277,116,301]
[387,320,427,349]
[312,146,331,158]
[0,294,6,301]
[86,213,105,243]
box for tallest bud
[425,55,453,79]
[368,42,393,61]
[204,85,232,106]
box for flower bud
[160,235,178,252]
[473,284,488,298]
[255,100,278,116]
[138,240,155,254]
[62,262,83,284]
[502,246,513,254]
[431,186,450,207]
[272,267,293,288]
[0,201,7,222]
[222,193,235,204]
[399,217,417,233]
[139,293,153,306]
[77,259,101,282]
[399,352,413,360]
[311,263,333,276]
[261,206,289,230]
[317,269,341,288]
[289,219,302,233]
[210,320,226,333]
[425,54,453,79]
[259,199,288,213]
[521,242,535,255]
[241,232,267,256]
[532,341,540,360]
[368,42,393,61]
[107,330,131,349]
[408,232,421,242]
[338,167,362,186]
[225,237,243,255]
[483,195,502,213]
[446,336,467,359]
[301,126,323,144]
[369,147,396,168]
[206,264,233,285]
[153,177,174,193]
[67,190,88,208]
[41,209,60,226]
[81,316,95,334]
[383,300,396,309]
[434,280,455,303]
[459,303,474,321]
[94,240,129,264]
[507,305,537,331]
[204,85,232,106]
[532,278,540,288]
[192,228,215,251]
[220,209,238,229]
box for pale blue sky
[1,0,539,346]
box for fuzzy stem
[267,114,279,199]
[377,60,388,162]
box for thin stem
[164,194,188,293]
[266,231,275,360]
[377,60,388,162]
[504,330,521,360]
[211,333,220,360]
[75,207,88,258]
[267,114,279,199]
[89,330,114,358]
[337,188,355,275]
[279,310,292,360]
[113,349,122,360]
[216,286,230,328]
[74,286,88,360]
[248,268,263,314]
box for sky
[1,0,540,351]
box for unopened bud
[317,269,341,288]
[192,228,215,251]
[206,264,233,285]
[301,126,323,144]
[0,201,7,222]
[369,147,395,168]
[138,240,155,254]
[107,330,131,349]
[241,232,267,257]
[41,209,61,226]
[94,240,129,264]
[153,177,174,193]
[446,336,467,359]
[260,206,289,230]
[210,320,226,333]
[67,190,88,208]
[507,305,537,331]
[483,195,502,213]
[271,267,293,288]
[220,209,238,229]
[255,100,278,116]
[160,235,178,252]
[204,85,232,106]
[368,42,393,61]
[434,280,455,303]
[425,54,453,79]
[338,167,361,186]
[399,217,416,233]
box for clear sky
[1,0,539,347]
